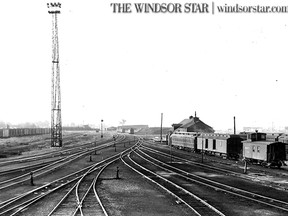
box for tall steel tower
[48,2,62,147]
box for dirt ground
[0,131,100,159]
[97,160,193,216]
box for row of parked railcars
[0,128,51,138]
[169,131,287,167]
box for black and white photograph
[0,0,288,215]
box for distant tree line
[0,121,50,129]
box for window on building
[213,139,216,150]
[205,139,208,148]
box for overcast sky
[1,0,288,131]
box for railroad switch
[175,200,182,204]
[30,172,34,186]
[116,166,120,179]
[244,160,247,174]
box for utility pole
[169,131,172,163]
[160,113,163,143]
[101,119,104,138]
[201,134,204,163]
[48,2,62,147]
[95,129,97,154]
[114,136,116,152]
[234,116,236,135]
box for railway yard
[2,1,288,215]
[0,131,288,215]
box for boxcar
[3,129,9,138]
[278,134,288,161]
[197,133,243,159]
[170,132,198,151]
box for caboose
[242,132,286,168]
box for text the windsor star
[110,3,210,13]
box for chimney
[195,111,197,118]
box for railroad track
[0,133,88,165]
[0,134,121,167]
[47,160,108,216]
[0,137,140,216]
[137,143,288,214]
[0,135,127,191]
[121,143,225,216]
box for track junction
[0,133,287,215]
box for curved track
[121,141,225,216]
[0,135,125,191]
[0,134,138,216]
[137,141,288,214]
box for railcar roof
[198,133,240,140]
[242,140,282,145]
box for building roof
[172,113,215,133]
[180,116,214,133]
[178,119,191,125]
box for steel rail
[141,142,243,176]
[128,147,226,216]
[0,137,126,190]
[0,144,130,215]
[91,139,142,216]
[120,142,224,216]
[120,150,202,216]
[47,138,139,216]
[137,145,288,213]
[0,137,129,212]
[0,133,125,167]
[0,133,94,166]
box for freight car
[170,132,243,158]
[170,132,198,151]
[243,132,286,168]
[197,133,243,159]
[170,131,286,167]
[0,128,51,138]
[278,134,288,160]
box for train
[169,131,287,168]
[0,128,51,138]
